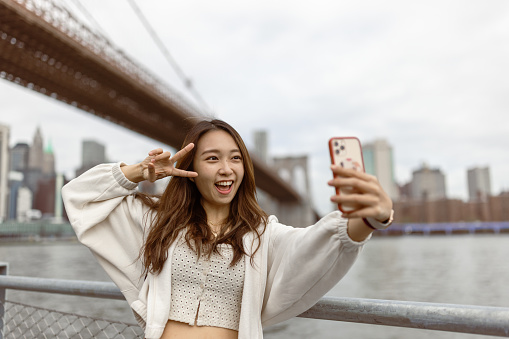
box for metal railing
[1,262,509,338]
[1,300,144,338]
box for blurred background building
[253,130,269,164]
[362,139,399,201]
[409,163,447,201]
[0,123,10,222]
[0,124,63,222]
[10,142,30,173]
[75,140,107,177]
[467,166,491,202]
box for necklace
[207,219,228,236]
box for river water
[1,234,508,339]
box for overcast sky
[2,0,509,215]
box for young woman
[62,119,393,339]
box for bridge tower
[251,130,316,227]
[271,155,316,227]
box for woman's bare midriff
[159,319,239,339]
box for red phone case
[329,137,365,213]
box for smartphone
[329,137,365,212]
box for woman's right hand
[121,143,198,183]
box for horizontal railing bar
[299,296,509,337]
[0,275,123,299]
[1,275,509,336]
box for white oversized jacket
[61,162,370,339]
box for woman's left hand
[328,165,393,222]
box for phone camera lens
[340,145,345,150]
[334,141,339,147]
[335,149,340,154]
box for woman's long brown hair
[137,119,268,275]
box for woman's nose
[219,161,233,175]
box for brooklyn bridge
[0,0,316,226]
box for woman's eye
[232,155,242,161]
[206,156,218,161]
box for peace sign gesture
[121,143,198,183]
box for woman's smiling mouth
[215,180,233,194]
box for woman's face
[192,130,245,212]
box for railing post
[0,262,9,339]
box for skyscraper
[75,140,106,177]
[18,127,57,216]
[7,171,23,220]
[0,123,10,222]
[28,126,43,170]
[82,140,106,167]
[42,139,55,176]
[410,163,447,201]
[253,130,268,163]
[9,142,30,172]
[25,127,44,197]
[467,166,491,201]
[16,186,32,222]
[362,139,399,200]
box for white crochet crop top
[168,236,245,331]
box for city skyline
[2,122,505,210]
[0,123,60,222]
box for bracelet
[362,209,394,230]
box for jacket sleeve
[61,162,151,305]
[261,211,370,327]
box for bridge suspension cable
[125,0,211,113]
